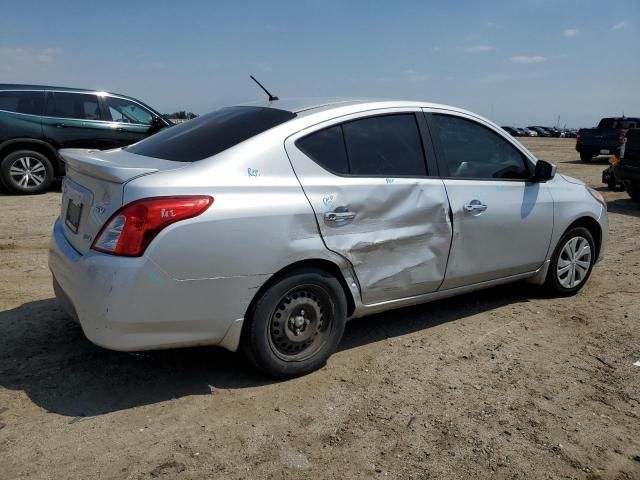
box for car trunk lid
[58,148,187,254]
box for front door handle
[54,123,67,128]
[463,201,488,214]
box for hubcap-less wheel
[8,156,47,188]
[556,236,592,288]
[268,286,332,361]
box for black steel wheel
[242,268,347,378]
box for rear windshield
[598,118,640,129]
[127,106,296,162]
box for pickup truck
[576,116,640,162]
[613,128,640,201]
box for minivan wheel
[544,227,595,296]
[580,152,593,163]
[242,268,347,378]
[0,150,54,194]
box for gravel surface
[0,138,639,479]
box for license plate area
[600,149,610,154]
[65,198,83,233]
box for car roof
[237,97,476,118]
[0,83,137,101]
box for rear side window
[431,114,529,180]
[344,115,426,176]
[296,113,427,176]
[127,106,296,162]
[46,92,102,120]
[296,125,349,174]
[0,91,45,115]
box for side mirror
[149,116,165,133]
[533,159,556,181]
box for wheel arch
[0,139,62,174]
[564,215,602,260]
[244,258,357,323]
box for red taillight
[576,131,581,142]
[92,196,213,256]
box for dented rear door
[285,109,452,305]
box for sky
[0,0,638,128]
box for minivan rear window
[127,106,296,162]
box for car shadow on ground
[561,157,610,165]
[0,180,62,196]
[0,283,533,417]
[606,197,640,218]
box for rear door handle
[463,201,488,214]
[324,211,356,222]
[54,123,66,128]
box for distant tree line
[164,111,198,120]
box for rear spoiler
[59,148,174,184]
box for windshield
[127,106,296,162]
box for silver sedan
[49,99,608,377]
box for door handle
[324,211,356,222]
[54,123,66,128]
[463,201,488,214]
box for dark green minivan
[0,84,172,194]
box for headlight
[587,187,606,206]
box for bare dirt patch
[0,138,639,479]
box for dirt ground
[0,138,639,480]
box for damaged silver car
[49,99,608,377]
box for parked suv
[0,84,171,194]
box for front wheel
[544,227,595,296]
[0,150,54,194]
[242,268,347,378]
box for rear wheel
[242,268,347,378]
[544,227,595,296]
[626,185,640,202]
[580,152,593,163]
[0,150,54,194]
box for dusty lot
[0,138,639,479]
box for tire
[544,227,596,296]
[580,152,593,163]
[626,185,640,202]
[0,150,54,194]
[242,268,347,378]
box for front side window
[104,96,153,125]
[0,91,45,115]
[431,114,530,180]
[296,113,427,177]
[46,92,101,120]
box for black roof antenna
[250,75,279,101]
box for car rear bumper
[48,218,260,352]
[576,143,620,155]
